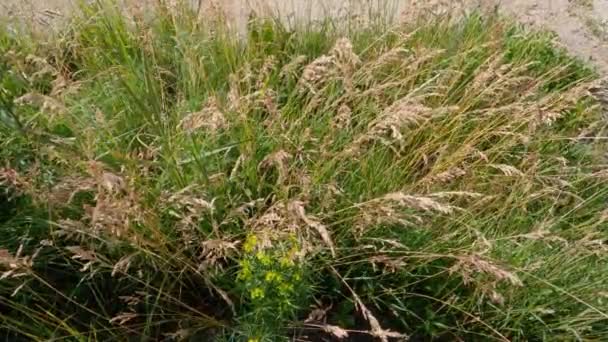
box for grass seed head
[179,96,227,134]
[259,150,292,184]
[424,166,466,184]
[333,104,352,130]
[331,37,361,75]
[450,254,523,287]
[321,324,349,339]
[299,55,335,92]
[288,200,336,257]
[280,54,307,79]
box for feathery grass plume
[227,62,276,120]
[74,162,147,240]
[161,186,214,244]
[14,92,66,117]
[465,63,541,111]
[468,55,507,92]
[243,200,321,260]
[179,96,227,134]
[280,54,307,79]
[378,192,455,214]
[111,254,135,277]
[198,239,238,272]
[430,191,485,200]
[245,202,293,251]
[368,255,407,273]
[227,73,244,113]
[256,55,278,90]
[25,54,57,80]
[299,37,360,94]
[258,149,292,184]
[450,254,523,287]
[262,89,279,119]
[0,245,37,280]
[100,171,125,194]
[489,163,525,177]
[48,176,96,205]
[332,104,352,130]
[591,169,608,179]
[354,202,420,234]
[536,108,563,126]
[588,78,608,116]
[405,47,446,72]
[298,55,335,93]
[50,74,71,97]
[0,244,40,297]
[344,99,433,155]
[298,38,361,94]
[368,46,411,70]
[330,37,360,93]
[85,196,142,239]
[336,267,408,342]
[109,312,138,326]
[65,246,99,272]
[575,234,608,256]
[321,324,349,339]
[331,38,360,69]
[0,167,27,196]
[52,218,88,242]
[423,166,466,184]
[288,200,335,257]
[304,304,331,323]
[352,192,457,234]
[514,227,568,244]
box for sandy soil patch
[2,0,608,73]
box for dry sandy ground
[2,0,608,73]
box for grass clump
[1,1,608,340]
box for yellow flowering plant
[236,233,309,339]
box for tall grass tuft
[1,1,607,340]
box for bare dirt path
[3,0,608,73]
[495,0,608,74]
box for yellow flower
[250,287,265,300]
[278,282,293,295]
[256,251,272,266]
[279,256,294,268]
[247,338,259,342]
[264,271,282,283]
[238,259,252,280]
[243,234,258,253]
